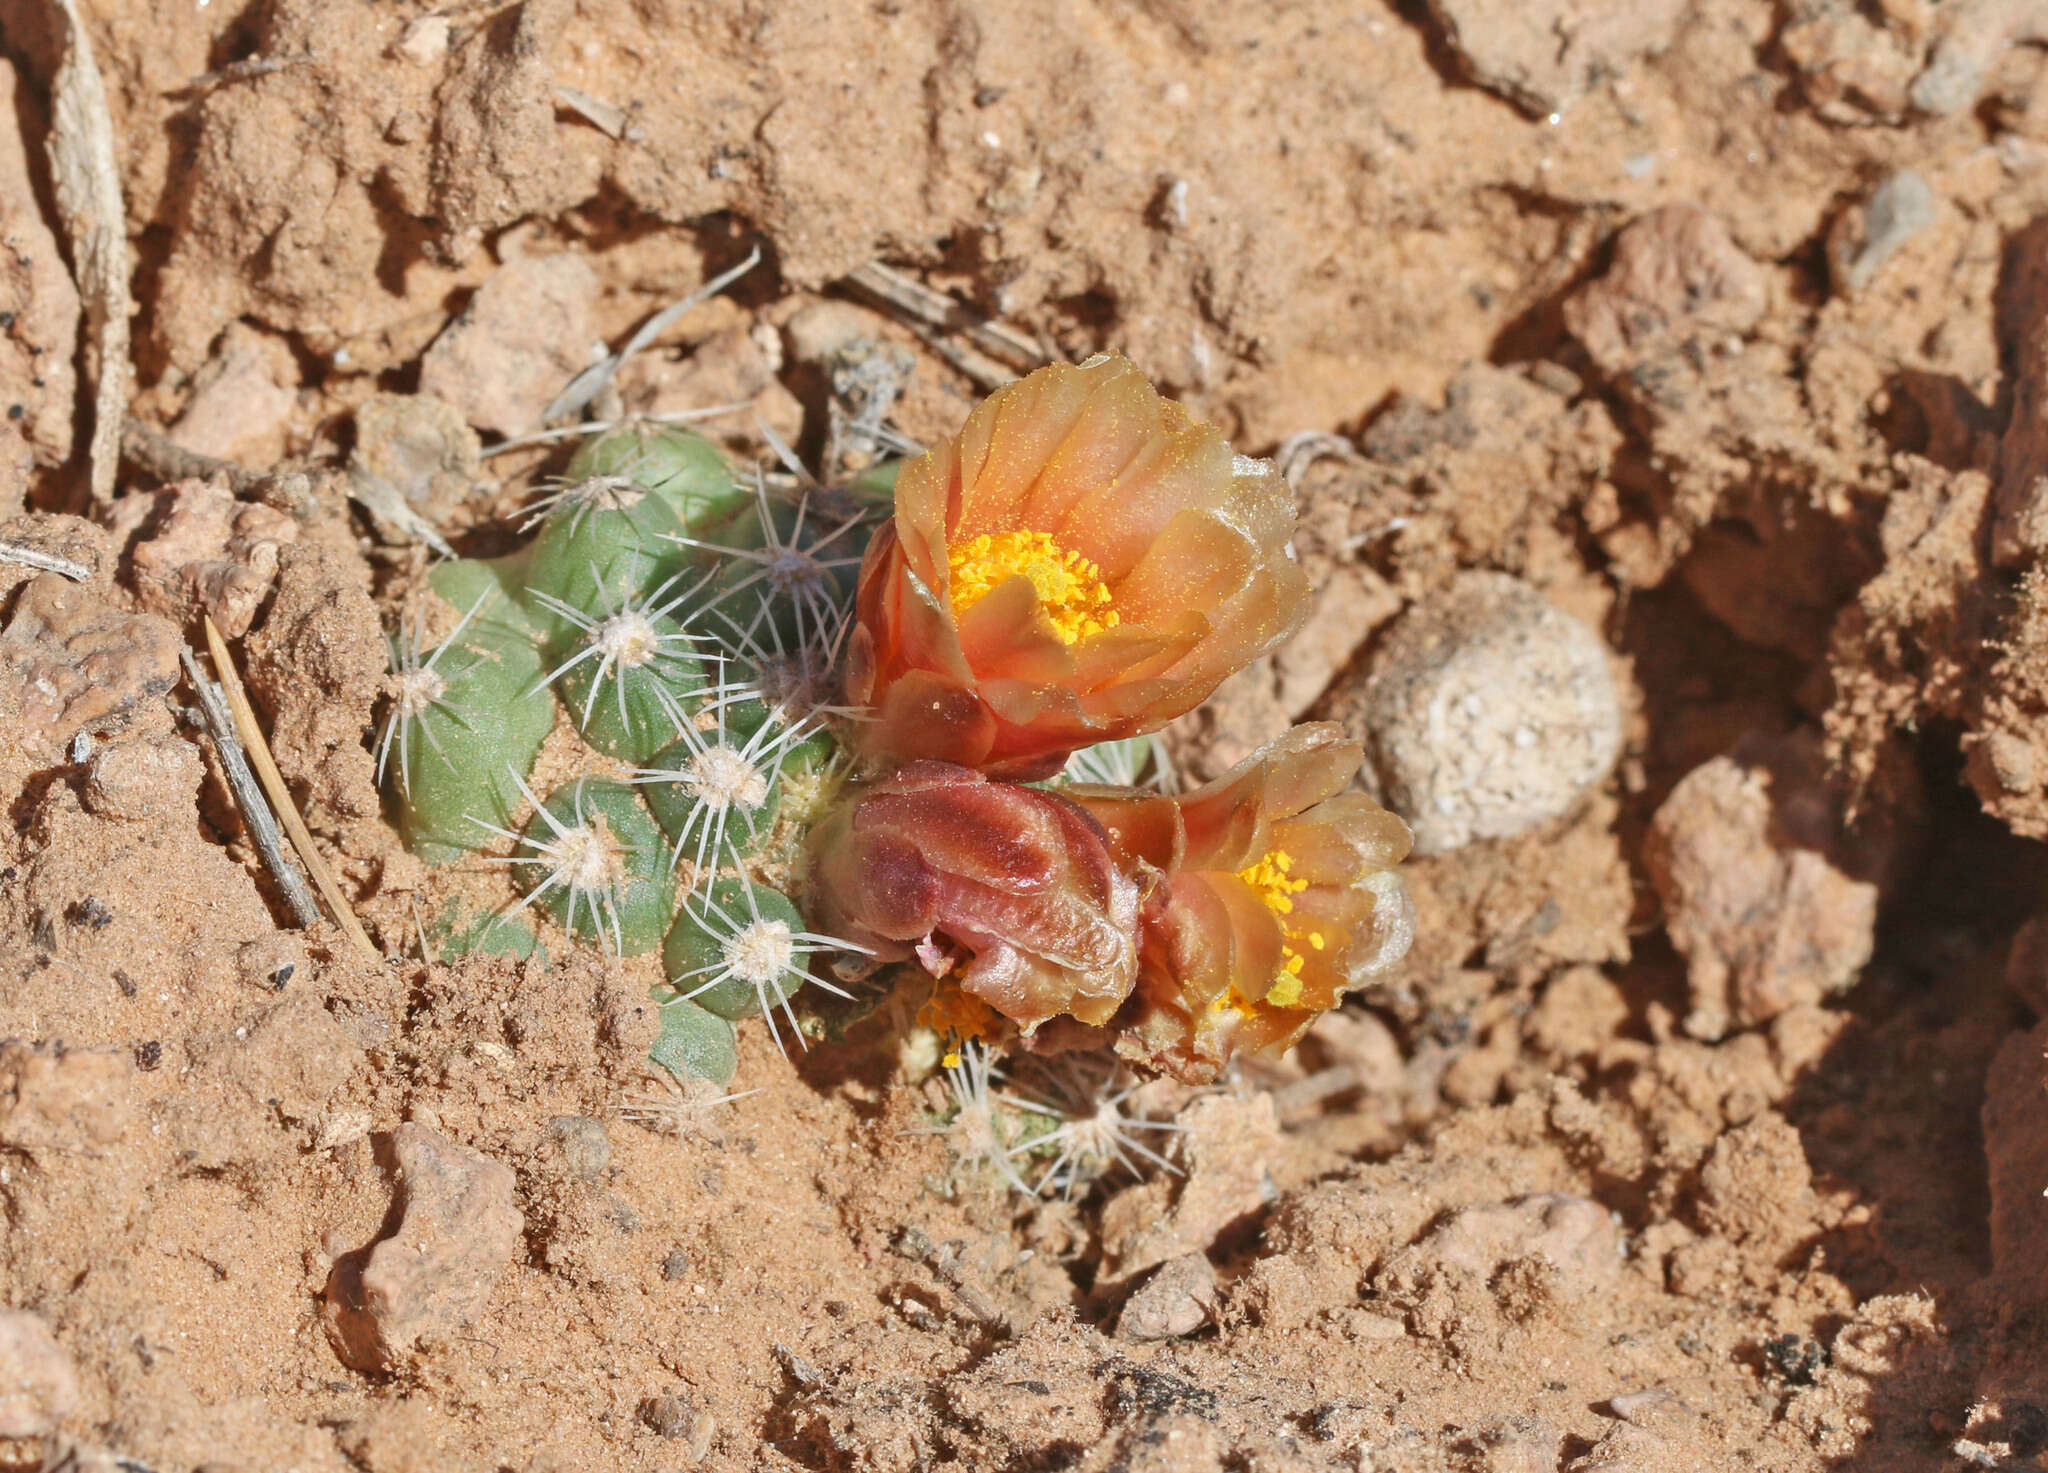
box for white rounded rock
[1354,572,1621,855]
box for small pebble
[1350,572,1621,855]
[1117,1252,1218,1340]
[548,1115,611,1184]
[1831,170,1937,295]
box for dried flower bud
[846,355,1310,779]
[811,762,1141,1029]
[1074,723,1414,1081]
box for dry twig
[201,615,381,960]
[553,85,643,141]
[179,647,322,930]
[47,0,133,506]
[121,416,262,495]
[843,261,1049,372]
[122,417,322,518]
[0,540,91,581]
[891,317,1018,393]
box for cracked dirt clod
[0,1040,132,1158]
[0,573,181,757]
[322,1122,522,1371]
[82,733,205,823]
[1351,571,1622,856]
[1380,1191,1621,1311]
[1563,205,1769,377]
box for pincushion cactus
[378,359,1415,1106]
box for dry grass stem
[179,646,323,930]
[201,615,381,960]
[843,261,1049,371]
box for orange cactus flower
[1072,724,1414,1081]
[809,762,1142,1030]
[845,355,1310,780]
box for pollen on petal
[948,530,1120,646]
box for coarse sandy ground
[4,1,2048,1469]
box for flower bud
[811,762,1141,1029]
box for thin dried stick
[0,541,90,581]
[553,85,642,142]
[892,316,1017,392]
[180,647,322,930]
[122,416,263,495]
[1268,1064,1361,1121]
[843,261,1049,371]
[201,615,381,960]
[47,0,132,506]
[121,416,322,519]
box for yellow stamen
[1237,850,1309,915]
[948,530,1120,645]
[919,978,1000,1050]
[1237,848,1316,1008]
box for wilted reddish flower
[845,355,1310,780]
[1073,724,1414,1081]
[810,762,1142,1029]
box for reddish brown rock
[1646,731,1889,1039]
[1564,206,1769,377]
[167,322,299,467]
[0,574,181,756]
[418,253,599,436]
[323,1123,523,1370]
[1425,0,1687,116]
